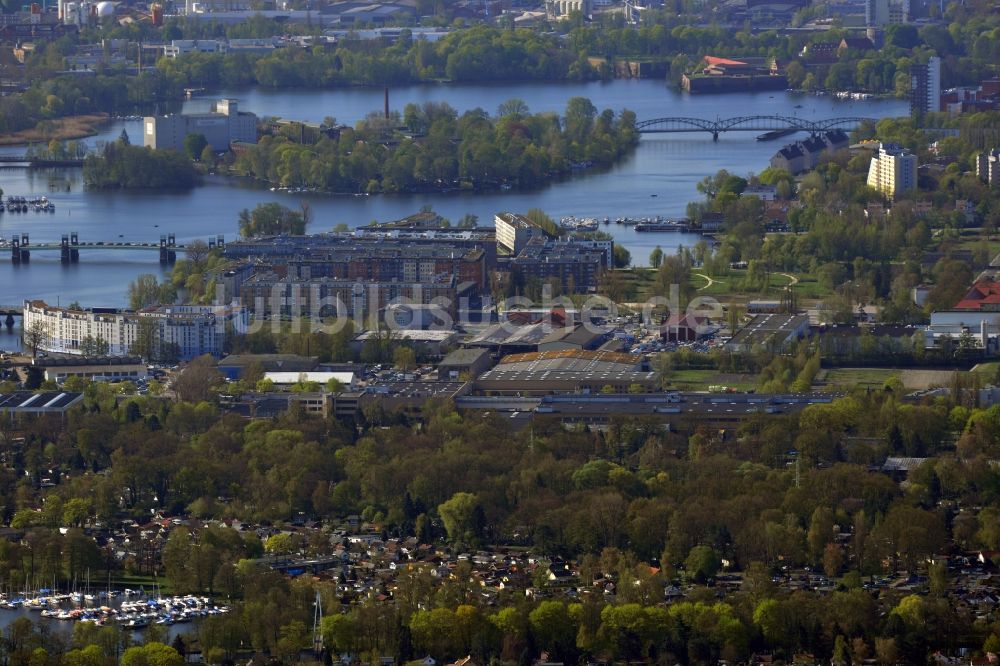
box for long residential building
[223,231,494,292]
[769,130,849,174]
[23,300,247,360]
[503,236,607,294]
[237,272,468,320]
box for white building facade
[977,149,1000,187]
[144,99,257,152]
[867,143,917,199]
[495,212,542,255]
[23,300,248,360]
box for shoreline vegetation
[81,97,639,193]
[0,112,110,146]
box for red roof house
[954,280,1000,311]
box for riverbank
[0,83,910,307]
[0,113,110,147]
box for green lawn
[618,266,832,305]
[821,367,900,390]
[683,269,833,302]
[666,369,757,392]
[972,361,1000,380]
[104,574,172,595]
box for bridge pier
[70,232,79,263]
[712,131,719,141]
[61,235,70,264]
[11,235,29,264]
[159,234,177,265]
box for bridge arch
[634,117,724,133]
[635,115,876,139]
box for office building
[161,39,225,57]
[33,356,147,383]
[910,56,941,116]
[866,0,909,25]
[867,142,918,198]
[144,99,257,152]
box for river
[0,80,909,350]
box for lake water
[0,80,909,335]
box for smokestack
[384,86,389,119]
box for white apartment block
[495,212,542,255]
[24,300,248,360]
[867,143,917,199]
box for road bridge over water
[1,233,226,265]
[636,115,875,140]
[0,155,85,168]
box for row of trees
[155,26,587,90]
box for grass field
[0,113,109,146]
[821,368,900,390]
[616,266,833,305]
[821,367,967,391]
[973,361,1000,379]
[666,369,757,391]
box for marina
[1,591,229,629]
[3,196,55,213]
[559,216,600,232]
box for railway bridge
[636,115,875,140]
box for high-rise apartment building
[978,149,1000,187]
[866,0,909,25]
[867,143,918,198]
[910,56,941,117]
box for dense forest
[2,366,1000,664]
[228,98,639,192]
[83,139,199,189]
